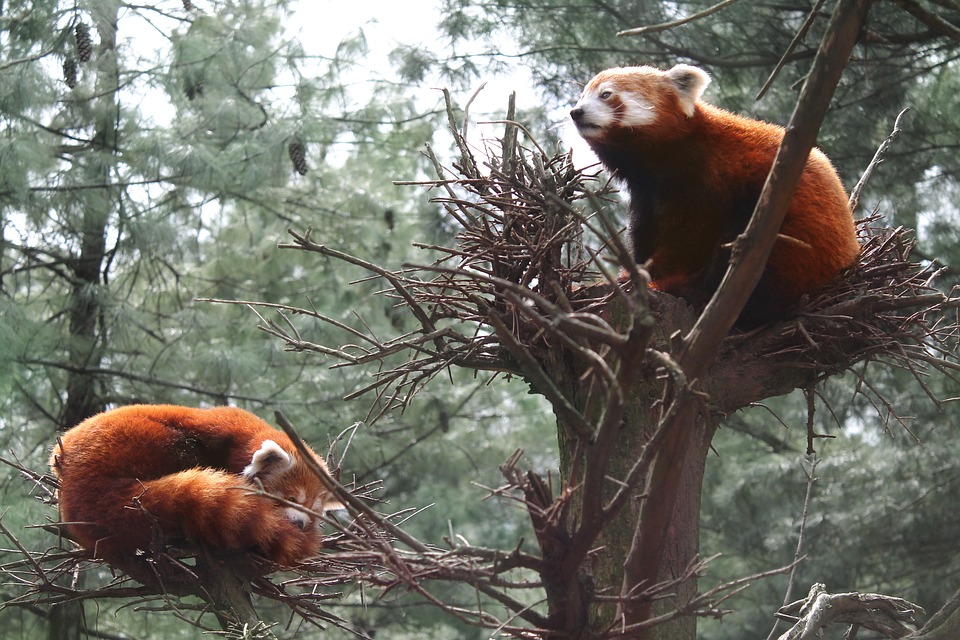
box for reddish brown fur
[50,405,338,569]
[572,66,860,325]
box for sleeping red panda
[50,405,341,571]
[570,64,860,326]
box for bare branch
[617,0,742,36]
[848,108,911,214]
[776,583,923,640]
[756,0,829,101]
[682,0,874,378]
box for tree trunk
[550,296,713,640]
[193,553,278,637]
[60,2,119,427]
[49,4,121,640]
[557,384,716,640]
[554,3,872,638]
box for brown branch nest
[749,218,953,360]
[713,217,959,409]
[263,104,959,421]
[395,132,623,366]
[399,123,958,401]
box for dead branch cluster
[265,103,960,430]
[711,216,960,417]
[266,95,651,422]
[254,92,634,423]
[764,216,955,375]
[775,582,925,640]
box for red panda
[50,405,341,571]
[570,64,860,326]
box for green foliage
[701,385,960,639]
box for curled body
[50,404,340,569]
[570,64,860,325]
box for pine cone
[63,57,78,89]
[75,22,93,63]
[288,140,308,176]
[186,79,205,100]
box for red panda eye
[599,90,613,100]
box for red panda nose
[570,107,584,123]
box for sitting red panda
[50,405,341,571]
[570,64,860,326]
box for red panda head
[570,64,710,146]
[242,439,341,534]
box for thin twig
[848,108,911,214]
[617,0,742,36]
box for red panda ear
[666,64,710,117]
[322,494,345,512]
[242,439,294,480]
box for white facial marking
[278,489,313,529]
[571,91,615,138]
[571,79,657,140]
[619,93,657,128]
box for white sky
[293,1,442,59]
[112,0,590,169]
[115,0,584,157]
[291,0,545,129]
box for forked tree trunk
[550,3,872,637]
[550,297,719,640]
[557,384,717,640]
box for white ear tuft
[666,64,710,117]
[242,439,293,479]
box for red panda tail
[60,469,322,567]
[134,469,323,565]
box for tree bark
[552,298,710,639]
[49,4,121,640]
[910,587,960,640]
[193,553,278,637]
